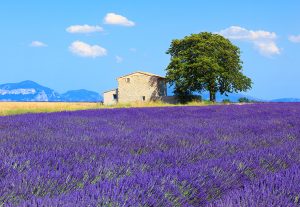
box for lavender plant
[0,103,300,206]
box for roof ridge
[103,88,117,93]
[117,71,165,79]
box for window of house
[113,94,118,100]
[126,78,130,83]
[142,96,146,101]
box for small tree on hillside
[166,32,252,102]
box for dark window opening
[113,94,118,100]
[126,78,130,83]
[142,96,146,101]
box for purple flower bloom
[0,103,300,206]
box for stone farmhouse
[103,71,175,105]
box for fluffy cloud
[218,26,280,56]
[219,26,277,41]
[289,35,300,43]
[69,41,107,58]
[104,13,135,27]
[254,41,280,56]
[66,25,104,34]
[30,41,47,47]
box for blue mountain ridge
[61,89,101,102]
[0,80,299,102]
[270,98,300,102]
[0,80,102,102]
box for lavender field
[1,103,300,206]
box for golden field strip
[0,101,217,116]
[0,102,103,116]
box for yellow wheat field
[0,102,102,116]
[0,101,219,116]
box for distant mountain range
[201,93,300,103]
[0,80,102,102]
[270,98,300,102]
[61,89,101,102]
[0,80,299,102]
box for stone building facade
[103,89,118,105]
[103,71,168,105]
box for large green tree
[166,32,252,102]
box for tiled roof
[103,88,117,93]
[117,71,166,79]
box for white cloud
[116,55,123,63]
[66,25,104,34]
[104,13,135,27]
[69,41,107,58]
[218,26,280,56]
[30,41,47,47]
[254,41,280,56]
[219,26,277,41]
[289,35,300,43]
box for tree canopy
[166,32,252,102]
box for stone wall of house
[103,89,118,105]
[118,73,167,103]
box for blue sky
[0,0,300,100]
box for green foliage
[238,97,251,103]
[166,32,252,102]
[222,99,231,103]
[174,91,202,104]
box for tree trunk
[209,79,216,102]
[209,90,216,102]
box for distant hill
[0,80,102,102]
[61,90,102,102]
[0,80,61,101]
[1,80,299,103]
[270,98,300,102]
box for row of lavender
[0,103,300,206]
